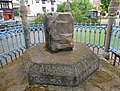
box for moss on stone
[90,70,112,86]
[81,80,87,90]
[24,85,56,91]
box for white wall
[27,0,57,16]
[12,0,20,8]
[12,0,19,3]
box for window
[117,12,119,15]
[25,0,28,3]
[36,0,40,3]
[51,8,54,12]
[0,1,12,9]
[42,7,46,13]
[51,1,54,5]
[9,3,12,9]
[42,0,47,4]
[0,12,3,20]
[42,1,45,4]
[32,0,33,4]
[1,2,9,9]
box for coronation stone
[44,12,74,52]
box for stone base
[22,43,100,87]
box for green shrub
[31,13,43,24]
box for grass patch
[24,85,55,91]
[91,71,112,85]
[73,28,120,49]
[73,29,106,46]
[81,80,87,90]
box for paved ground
[0,55,120,91]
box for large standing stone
[44,12,74,52]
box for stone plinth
[22,43,99,86]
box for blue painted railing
[110,25,120,66]
[0,24,45,67]
[0,26,25,66]
[28,24,45,46]
[0,23,120,67]
[73,23,107,53]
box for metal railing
[0,26,25,67]
[73,23,107,54]
[110,25,120,66]
[0,24,120,67]
[28,24,45,46]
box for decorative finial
[64,0,71,12]
[108,0,118,18]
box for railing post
[103,0,118,59]
[20,0,30,49]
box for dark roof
[0,8,13,10]
[0,0,12,2]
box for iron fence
[0,24,120,67]
[73,23,107,54]
[110,25,120,66]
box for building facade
[0,0,14,21]
[12,0,20,16]
[27,0,57,16]
[12,0,57,16]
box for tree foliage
[31,13,43,24]
[57,0,95,23]
[100,0,111,13]
[100,0,120,13]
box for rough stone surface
[22,43,100,86]
[43,12,74,52]
[102,51,110,60]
